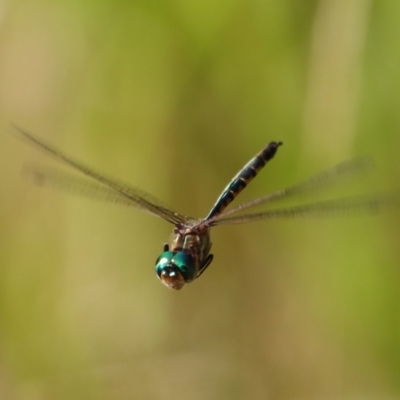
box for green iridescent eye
[155,251,174,271]
[155,251,197,288]
[170,252,197,282]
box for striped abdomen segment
[205,141,282,220]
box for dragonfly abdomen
[205,141,282,220]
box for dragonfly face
[14,126,396,291]
[155,250,197,290]
[155,231,213,290]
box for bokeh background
[0,1,400,399]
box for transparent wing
[13,125,192,226]
[211,157,374,221]
[22,163,196,223]
[210,192,399,226]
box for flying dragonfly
[13,126,397,290]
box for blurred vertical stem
[302,0,372,162]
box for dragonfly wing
[14,125,192,226]
[212,157,374,221]
[210,192,400,226]
[22,163,195,222]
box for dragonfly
[13,126,397,290]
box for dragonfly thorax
[155,251,197,290]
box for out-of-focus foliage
[0,1,399,399]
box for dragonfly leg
[197,254,214,277]
[163,243,169,252]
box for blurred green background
[1,0,400,399]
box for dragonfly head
[155,251,197,290]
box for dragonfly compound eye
[155,251,197,290]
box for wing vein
[13,125,192,225]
